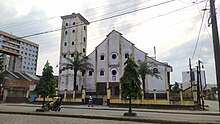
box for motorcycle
[45,96,62,112]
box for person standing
[88,96,93,107]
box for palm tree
[60,51,93,92]
[137,60,161,99]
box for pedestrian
[88,96,93,107]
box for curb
[4,104,220,116]
[0,110,218,124]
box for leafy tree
[172,82,180,93]
[120,57,141,114]
[137,60,161,98]
[0,53,4,85]
[35,61,56,108]
[60,51,93,93]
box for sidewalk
[4,103,219,116]
[0,103,220,124]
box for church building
[58,13,172,102]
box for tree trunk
[129,82,132,113]
[74,70,77,91]
[142,77,146,99]
[42,94,45,108]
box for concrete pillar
[64,90,67,101]
[141,90,144,101]
[153,89,156,103]
[180,89,183,105]
[107,88,111,106]
[26,90,30,99]
[166,89,170,104]
[73,90,75,99]
[82,88,86,103]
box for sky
[0,0,220,85]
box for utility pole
[189,58,193,100]
[209,0,220,113]
[198,60,205,110]
[196,66,200,110]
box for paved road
[0,113,151,124]
[0,103,220,124]
[205,100,219,112]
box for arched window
[73,22,75,25]
[65,23,68,26]
[125,53,129,58]
[100,70,104,76]
[65,31,68,35]
[100,55,104,60]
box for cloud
[158,36,215,84]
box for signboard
[112,76,116,81]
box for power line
[14,0,175,40]
[191,0,208,60]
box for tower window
[83,48,85,53]
[84,26,86,30]
[89,71,93,76]
[64,54,66,58]
[64,42,67,46]
[100,55,104,60]
[83,37,86,42]
[100,70,104,76]
[125,53,129,58]
[71,54,74,57]
[73,22,75,25]
[66,23,68,26]
[72,30,75,33]
[72,42,74,45]
[65,31,68,35]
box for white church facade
[58,13,172,101]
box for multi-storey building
[0,30,39,74]
[59,13,89,94]
[58,13,172,101]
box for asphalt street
[0,102,220,124]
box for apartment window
[125,53,129,58]
[112,54,117,59]
[89,71,93,76]
[72,30,75,33]
[25,52,27,55]
[21,51,23,54]
[27,67,29,69]
[64,42,67,46]
[70,67,73,70]
[73,22,75,25]
[72,42,74,45]
[23,66,25,68]
[100,70,104,76]
[29,49,31,51]
[29,54,31,56]
[100,55,104,60]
